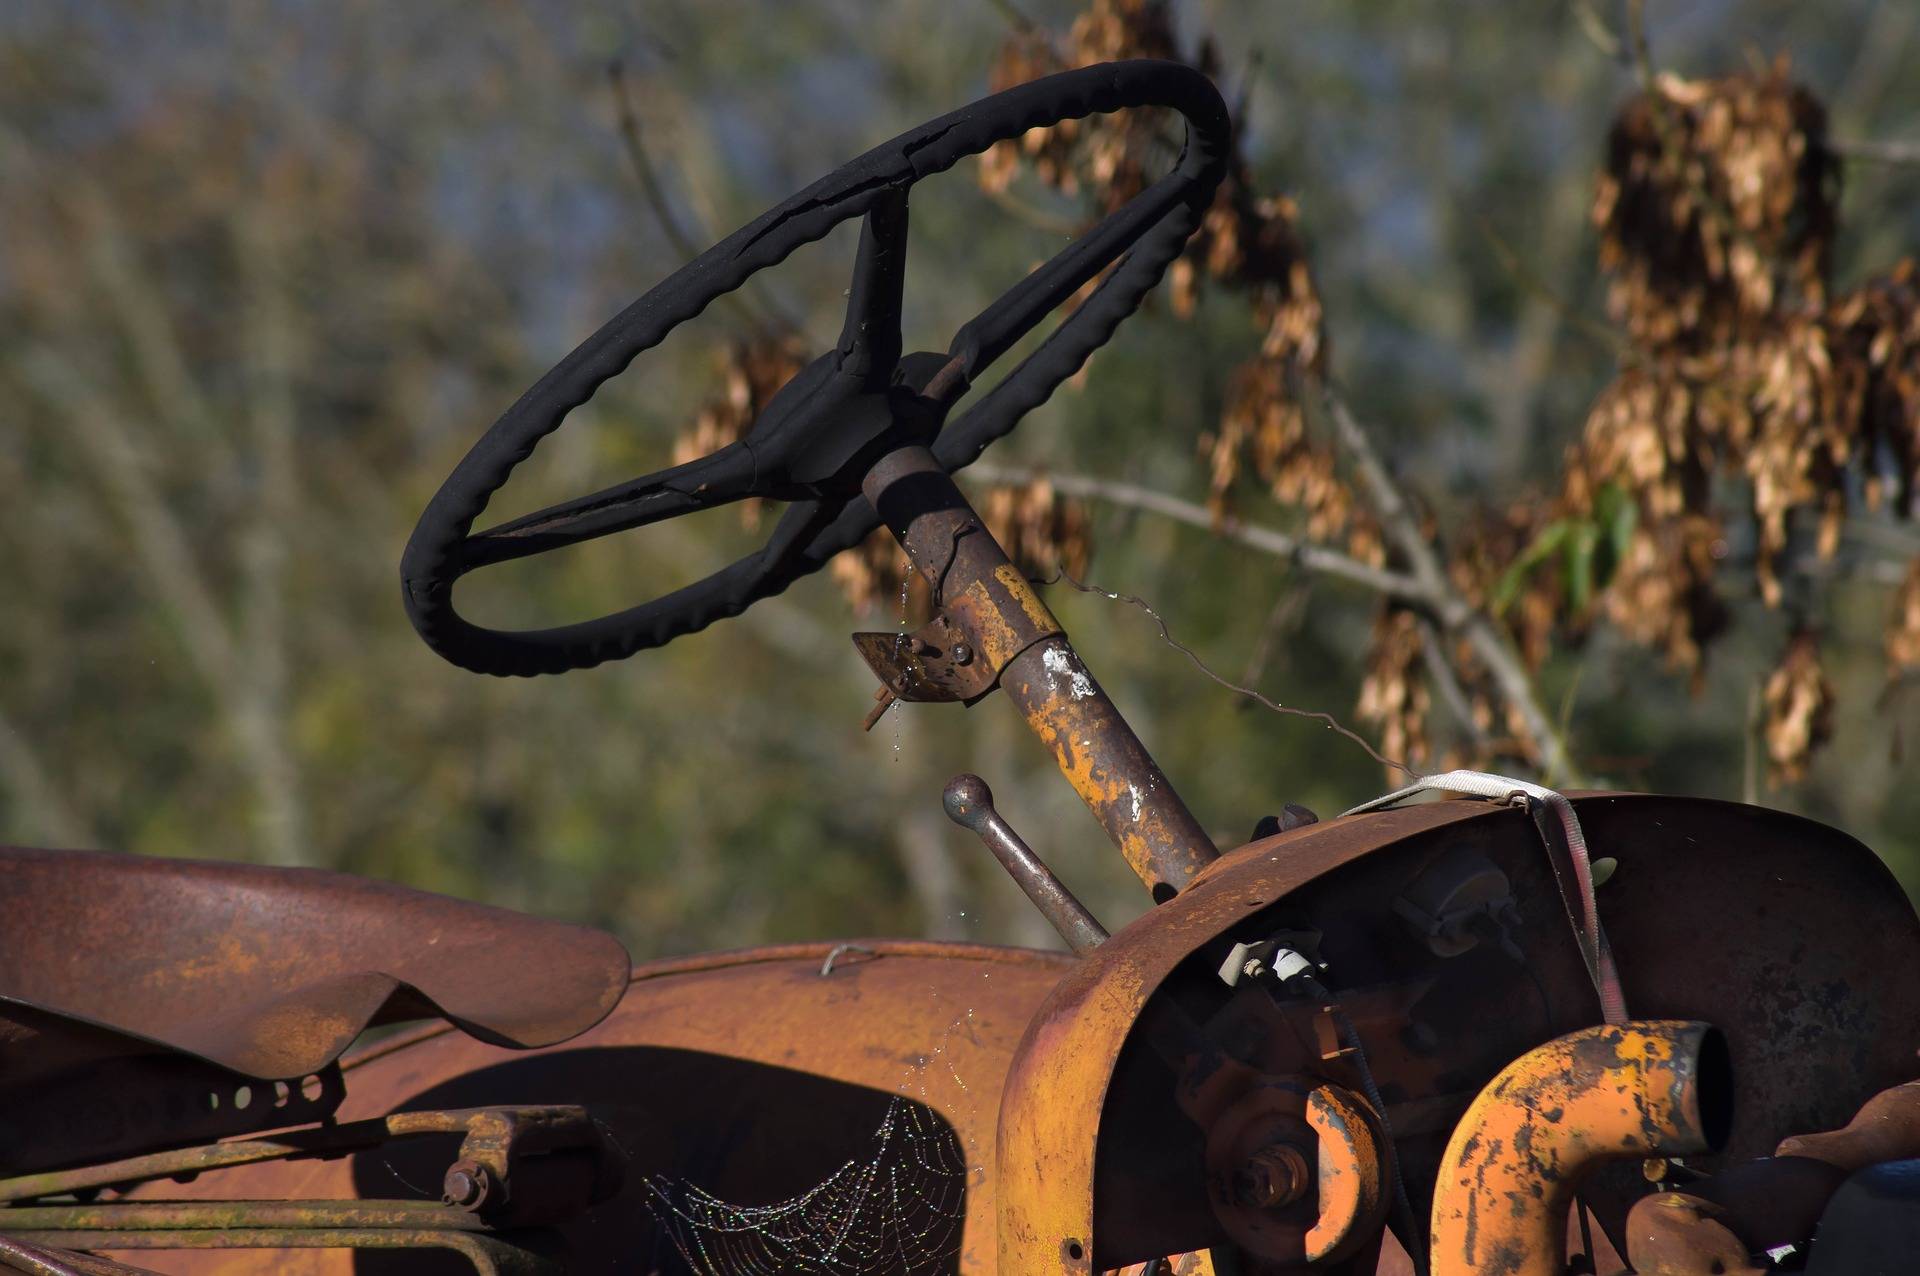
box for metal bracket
[851,614,998,707]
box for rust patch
[1429,1021,1725,1276]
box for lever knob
[942,774,1108,954]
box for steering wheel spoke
[948,160,1195,384]
[459,443,759,572]
[835,188,910,388]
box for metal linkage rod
[943,774,1108,953]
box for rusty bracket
[429,1105,623,1228]
[851,521,1065,731]
[852,613,1000,708]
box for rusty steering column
[859,445,1218,898]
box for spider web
[643,1000,985,1276]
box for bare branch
[963,465,1425,599]
[605,59,805,336]
[1416,616,1492,751]
[0,706,96,848]
[1830,137,1920,166]
[21,352,240,685]
[970,438,1584,784]
[1316,386,1586,784]
[20,350,318,864]
[1472,212,1631,361]
[606,58,706,264]
[1238,587,1310,695]
[232,205,310,867]
[1569,0,1626,62]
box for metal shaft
[943,774,1108,953]
[863,445,1219,897]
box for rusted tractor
[4,61,1917,1276]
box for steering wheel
[401,60,1230,677]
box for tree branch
[605,59,805,336]
[968,449,1580,782]
[0,705,96,848]
[1417,616,1492,750]
[1830,137,1920,166]
[1316,385,1584,783]
[233,205,311,867]
[963,465,1425,599]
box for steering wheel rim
[401,59,1230,677]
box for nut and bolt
[951,642,973,665]
[443,1161,497,1211]
[1234,1143,1311,1210]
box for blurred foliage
[2,0,1919,968]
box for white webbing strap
[1344,769,1627,1025]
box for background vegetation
[3,0,1917,959]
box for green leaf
[1492,520,1571,617]
[1596,482,1637,592]
[1565,521,1599,613]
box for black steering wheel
[401,60,1230,677]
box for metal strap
[1345,770,1627,1025]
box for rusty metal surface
[862,444,1219,896]
[996,799,1491,1276]
[113,940,1072,1275]
[1622,1152,1848,1276]
[1777,1079,1920,1171]
[1622,1193,1759,1276]
[854,615,1001,705]
[0,1235,162,1276]
[1429,1021,1730,1276]
[1200,1077,1387,1264]
[999,636,1221,899]
[2,1202,490,1232]
[1,1230,556,1276]
[944,774,1110,954]
[1615,1085,1920,1273]
[999,791,1920,1274]
[0,846,632,1081]
[52,794,1918,1274]
[0,1114,378,1205]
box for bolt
[443,1161,496,1211]
[951,642,973,666]
[1234,1143,1311,1210]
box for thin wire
[1037,568,1419,779]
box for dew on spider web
[642,987,988,1275]
[643,1098,970,1275]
